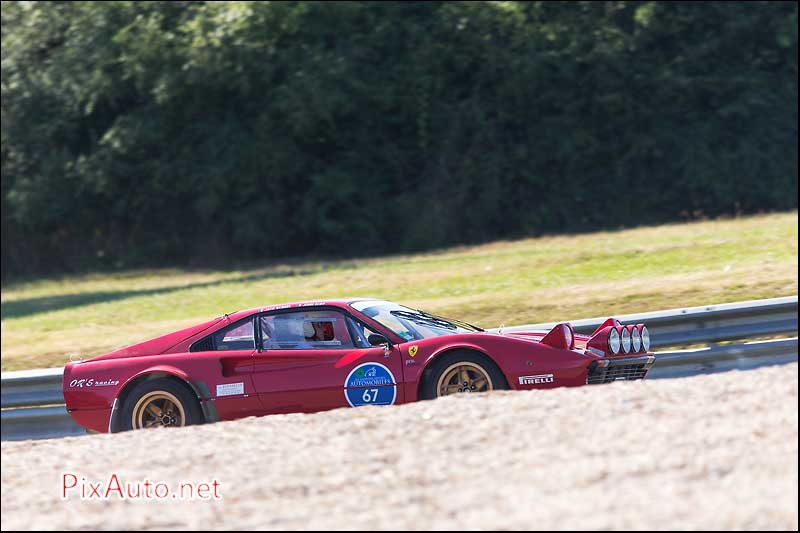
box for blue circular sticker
[344,362,397,407]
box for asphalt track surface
[1,363,797,530]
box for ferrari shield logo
[408,345,418,357]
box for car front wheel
[419,351,508,400]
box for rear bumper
[586,354,656,384]
[67,407,112,433]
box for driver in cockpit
[305,320,334,342]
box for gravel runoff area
[1,363,797,531]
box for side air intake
[190,337,214,352]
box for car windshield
[350,300,481,341]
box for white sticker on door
[216,382,245,397]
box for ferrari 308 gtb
[63,298,654,432]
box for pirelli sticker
[518,374,554,385]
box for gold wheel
[436,362,493,397]
[131,390,186,429]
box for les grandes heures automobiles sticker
[344,363,397,407]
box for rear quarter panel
[64,351,260,433]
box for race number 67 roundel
[344,362,397,407]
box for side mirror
[368,334,390,347]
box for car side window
[346,316,382,348]
[212,318,255,351]
[259,310,355,350]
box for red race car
[63,298,654,433]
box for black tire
[418,351,508,400]
[117,378,202,431]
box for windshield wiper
[390,310,458,331]
[415,309,483,332]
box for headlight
[562,324,573,349]
[631,326,641,352]
[641,326,651,352]
[621,326,631,353]
[608,328,621,354]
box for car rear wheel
[119,378,202,431]
[419,351,508,400]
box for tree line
[2,1,797,278]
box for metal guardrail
[648,337,798,379]
[1,406,88,441]
[1,367,65,409]
[496,295,798,348]
[0,366,88,441]
[2,296,797,441]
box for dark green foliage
[2,1,797,277]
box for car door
[250,307,405,415]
